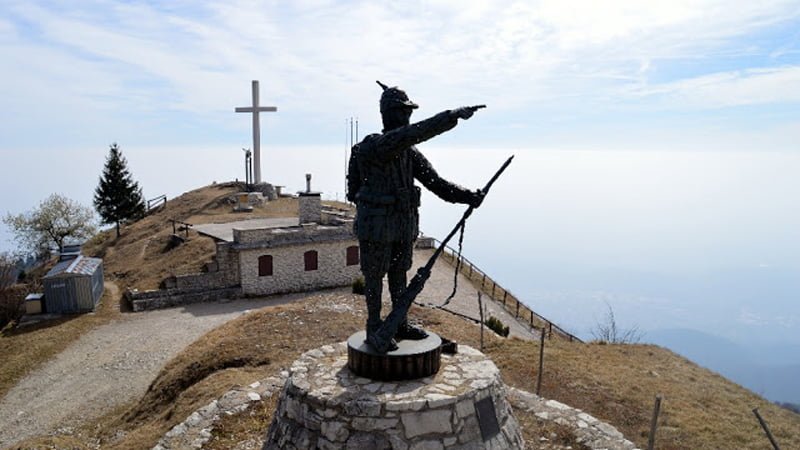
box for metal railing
[147,194,167,213]
[429,237,582,343]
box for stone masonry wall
[298,194,322,224]
[240,240,360,296]
[126,286,242,312]
[233,224,352,247]
[265,343,524,450]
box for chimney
[298,173,321,224]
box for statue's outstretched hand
[469,189,485,208]
[452,105,486,120]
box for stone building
[233,183,359,296]
[130,191,360,311]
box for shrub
[591,302,643,344]
[484,315,510,337]
[0,285,26,330]
[352,277,365,295]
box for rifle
[367,154,515,353]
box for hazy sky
[1,2,799,336]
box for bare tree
[591,301,644,344]
[4,193,96,258]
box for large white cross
[235,80,277,184]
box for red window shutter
[258,255,273,276]
[304,250,318,271]
[346,246,359,266]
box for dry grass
[82,183,238,291]
[490,338,800,449]
[0,282,120,402]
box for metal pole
[647,395,662,450]
[753,408,782,450]
[536,329,545,395]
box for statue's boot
[366,321,398,352]
[389,268,429,341]
[395,321,429,340]
[365,286,397,352]
[366,332,398,354]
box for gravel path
[0,294,301,448]
[414,248,538,341]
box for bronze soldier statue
[347,81,485,353]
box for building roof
[195,217,300,242]
[45,255,103,278]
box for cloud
[0,0,799,151]
[631,66,800,108]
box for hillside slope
[13,293,799,450]
[82,183,346,291]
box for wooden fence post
[478,292,485,351]
[647,395,662,450]
[515,300,519,318]
[502,291,507,306]
[753,408,782,450]
[548,322,553,340]
[536,329,545,395]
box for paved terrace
[195,217,299,242]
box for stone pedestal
[264,343,523,450]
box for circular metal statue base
[347,330,442,381]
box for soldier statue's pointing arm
[347,81,485,353]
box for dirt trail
[0,295,297,448]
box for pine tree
[94,143,145,237]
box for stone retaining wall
[153,376,288,450]
[126,286,242,312]
[506,388,639,450]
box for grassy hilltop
[3,184,799,449]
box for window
[258,255,273,276]
[304,250,318,271]
[346,245,359,266]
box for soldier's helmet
[377,81,418,114]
